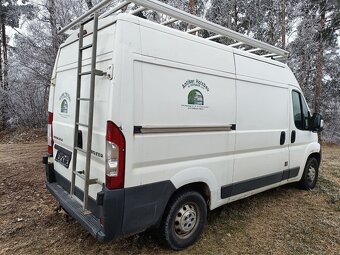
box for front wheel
[160,190,207,250]
[299,157,319,190]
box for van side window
[292,91,309,130]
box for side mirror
[311,113,324,132]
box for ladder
[71,12,105,211]
[58,0,289,61]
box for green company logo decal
[61,99,68,113]
[182,79,209,110]
[59,92,71,116]
[188,89,204,105]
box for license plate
[55,145,72,168]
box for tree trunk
[314,3,326,142]
[188,0,196,15]
[2,22,8,91]
[281,0,286,49]
[0,15,3,89]
[188,0,196,31]
[234,1,238,32]
[0,14,7,129]
[47,0,59,56]
[86,0,93,10]
[45,0,60,124]
[314,9,325,114]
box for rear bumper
[43,156,175,242]
[47,182,107,240]
[44,158,124,241]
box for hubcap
[174,202,199,238]
[307,166,316,185]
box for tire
[299,157,319,190]
[160,190,207,250]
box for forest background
[0,0,339,142]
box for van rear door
[52,21,116,201]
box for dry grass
[0,137,339,255]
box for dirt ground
[0,130,339,255]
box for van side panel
[122,22,237,209]
[233,53,298,86]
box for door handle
[291,130,296,143]
[280,131,286,145]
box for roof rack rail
[58,0,289,60]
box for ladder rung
[79,70,105,76]
[79,71,91,76]
[247,48,262,53]
[80,44,93,50]
[94,70,105,76]
[77,98,91,101]
[161,18,177,25]
[76,122,88,128]
[187,27,202,34]
[73,170,84,178]
[75,147,86,153]
[207,34,224,40]
[73,171,98,185]
[131,6,147,15]
[229,42,244,47]
[263,53,277,58]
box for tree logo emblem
[188,89,204,105]
[61,99,68,113]
[59,92,71,117]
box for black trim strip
[134,125,236,134]
[221,167,300,199]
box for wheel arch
[308,152,321,166]
[169,166,220,209]
[170,182,211,206]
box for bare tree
[313,1,326,115]
[281,0,286,49]
[189,0,196,15]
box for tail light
[105,121,126,189]
[47,112,54,155]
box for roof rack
[58,0,289,61]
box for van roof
[61,13,299,88]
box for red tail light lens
[47,112,53,155]
[105,121,126,189]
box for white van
[43,0,323,250]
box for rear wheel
[299,157,319,190]
[160,190,207,250]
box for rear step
[46,182,105,240]
[71,12,105,210]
